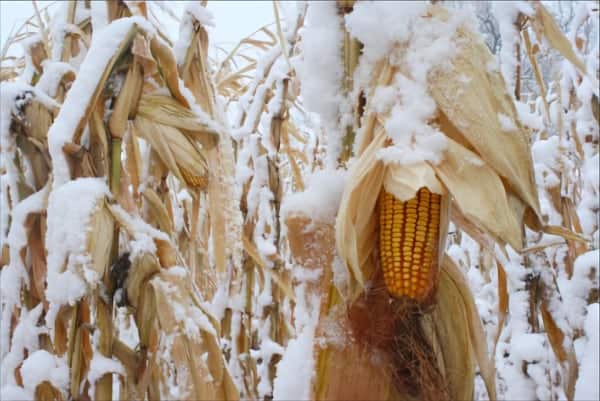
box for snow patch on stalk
[47,17,155,186]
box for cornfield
[0,1,598,400]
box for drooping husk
[125,253,239,401]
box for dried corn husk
[86,199,115,278]
[428,6,542,230]
[529,2,588,76]
[134,115,209,189]
[136,93,220,142]
[126,253,239,400]
[337,5,546,299]
[108,60,143,138]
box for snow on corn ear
[379,187,441,301]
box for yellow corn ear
[378,187,441,302]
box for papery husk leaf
[133,116,191,184]
[137,93,220,141]
[429,9,542,228]
[422,270,474,401]
[336,128,386,298]
[150,37,190,107]
[108,60,143,138]
[54,306,71,356]
[89,108,109,177]
[0,244,9,268]
[543,224,589,244]
[112,339,140,379]
[155,238,177,268]
[540,300,568,363]
[94,296,114,401]
[450,205,496,253]
[383,162,445,201]
[125,123,142,196]
[440,255,497,401]
[433,138,523,250]
[494,260,509,354]
[27,214,47,305]
[530,3,587,75]
[86,200,114,278]
[142,187,173,235]
[126,253,161,310]
[132,34,158,77]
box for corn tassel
[379,187,441,302]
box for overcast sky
[1,1,273,58]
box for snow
[20,350,69,395]
[0,185,49,306]
[515,100,544,130]
[493,1,534,96]
[36,60,75,98]
[87,354,125,398]
[174,3,215,66]
[90,1,109,31]
[345,2,428,64]
[575,303,599,401]
[45,177,109,308]
[345,3,478,166]
[560,251,600,330]
[0,304,45,390]
[282,168,346,223]
[296,2,346,167]
[498,112,518,133]
[272,325,316,400]
[47,17,155,187]
[0,385,32,401]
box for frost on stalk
[282,169,346,224]
[47,17,155,186]
[35,60,75,98]
[45,178,109,328]
[493,1,533,96]
[296,2,347,167]
[574,303,600,401]
[0,305,46,391]
[174,3,215,66]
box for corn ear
[379,188,441,302]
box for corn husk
[428,6,542,231]
[337,4,546,300]
[126,253,239,400]
[108,59,143,138]
[529,2,588,76]
[136,93,220,142]
[134,115,209,189]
